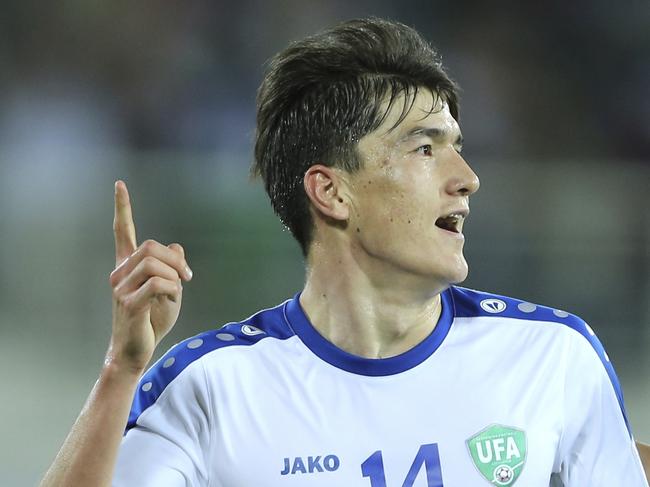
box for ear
[303,164,350,222]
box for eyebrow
[400,126,464,147]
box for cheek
[355,183,429,236]
[354,178,400,224]
[352,161,439,234]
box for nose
[445,152,480,196]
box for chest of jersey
[205,323,565,487]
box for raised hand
[107,180,193,373]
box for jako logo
[480,299,507,314]
[280,455,340,475]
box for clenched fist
[106,180,193,374]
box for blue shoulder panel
[125,299,295,433]
[450,286,631,436]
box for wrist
[101,354,147,383]
[104,339,153,377]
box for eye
[416,144,433,156]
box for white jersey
[114,286,647,486]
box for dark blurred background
[0,1,648,484]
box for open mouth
[435,213,465,234]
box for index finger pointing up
[113,180,138,266]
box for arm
[40,181,193,487]
[638,441,650,482]
[556,323,648,486]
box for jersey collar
[283,288,454,376]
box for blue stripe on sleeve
[125,301,294,433]
[450,286,631,437]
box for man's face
[345,89,480,286]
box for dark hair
[253,17,459,256]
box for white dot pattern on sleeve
[163,357,175,368]
[187,338,203,349]
[141,382,153,392]
[216,333,235,341]
[517,302,537,313]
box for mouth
[434,210,468,235]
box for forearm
[638,441,650,482]
[40,360,142,487]
[40,182,191,486]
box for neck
[300,242,445,359]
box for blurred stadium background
[0,1,648,484]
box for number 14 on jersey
[361,443,444,487]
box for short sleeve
[113,357,212,487]
[556,325,648,486]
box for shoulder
[149,296,295,382]
[449,285,596,339]
[449,286,629,431]
[126,297,296,431]
[448,285,612,381]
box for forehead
[360,89,459,148]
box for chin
[408,255,468,288]
[440,256,469,285]
[448,266,469,285]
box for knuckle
[114,289,128,306]
[109,266,124,285]
[174,281,183,296]
[141,255,157,271]
[109,271,118,286]
[120,295,134,310]
[141,239,157,253]
[147,276,164,292]
[113,220,129,235]
[168,248,183,266]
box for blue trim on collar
[283,288,454,376]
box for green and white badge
[466,424,527,486]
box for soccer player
[41,18,648,486]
